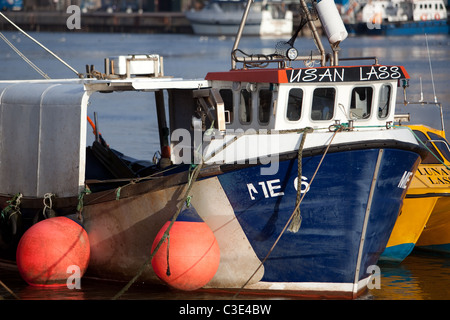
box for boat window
[350,87,373,119]
[311,88,335,121]
[259,89,272,124]
[286,88,303,121]
[413,130,443,164]
[378,84,391,119]
[219,89,233,124]
[239,89,252,124]
[427,132,450,162]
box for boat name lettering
[247,179,284,200]
[247,176,310,200]
[418,167,450,185]
[287,66,404,83]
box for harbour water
[1,31,450,303]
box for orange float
[16,217,90,286]
[151,205,220,291]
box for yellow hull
[380,175,437,262]
[386,197,436,247]
[416,196,450,251]
[381,125,450,261]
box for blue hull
[346,20,449,36]
[379,243,415,263]
[217,148,420,289]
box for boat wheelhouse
[0,0,427,299]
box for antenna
[425,34,438,104]
[419,76,423,103]
[425,33,444,133]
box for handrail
[339,56,379,65]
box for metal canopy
[0,82,88,198]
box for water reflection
[367,252,450,300]
[4,251,450,300]
[17,285,87,300]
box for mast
[300,0,326,66]
[230,0,347,69]
[231,0,254,70]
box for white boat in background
[185,0,294,36]
[344,0,449,35]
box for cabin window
[413,130,444,164]
[239,89,252,124]
[286,88,303,121]
[350,87,373,119]
[378,84,391,119]
[219,89,233,124]
[259,89,272,124]
[311,88,335,121]
[427,132,450,162]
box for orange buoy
[16,216,90,287]
[151,205,220,291]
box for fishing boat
[410,125,450,255]
[379,60,447,263]
[344,0,449,36]
[0,0,427,299]
[379,124,443,263]
[185,0,294,36]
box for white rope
[0,32,50,79]
[0,12,80,77]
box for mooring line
[233,127,342,298]
[0,280,19,300]
[112,162,203,300]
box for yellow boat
[380,124,450,262]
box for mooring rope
[0,193,23,236]
[288,127,314,233]
[112,162,204,300]
[233,126,343,298]
[0,279,19,300]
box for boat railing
[231,49,324,69]
[339,56,379,66]
[232,51,381,69]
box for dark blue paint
[217,148,420,285]
[346,20,449,36]
[176,204,204,223]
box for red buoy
[151,205,220,291]
[16,216,90,287]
